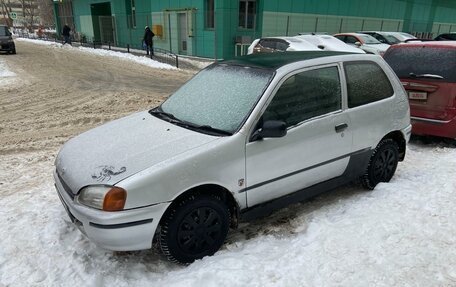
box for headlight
[77,185,127,211]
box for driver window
[345,36,358,44]
[263,66,341,128]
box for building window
[131,0,136,28]
[239,0,256,29]
[205,0,214,29]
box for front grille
[57,170,75,199]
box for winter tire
[362,139,399,190]
[159,194,230,264]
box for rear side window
[0,26,9,36]
[344,61,394,108]
[383,47,456,82]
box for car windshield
[384,47,456,82]
[159,64,273,134]
[0,26,9,36]
[383,34,401,44]
[359,34,382,44]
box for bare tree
[37,0,53,26]
[18,0,38,31]
[0,0,13,27]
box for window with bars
[239,0,256,29]
[125,0,136,28]
[131,0,136,28]
[205,0,214,29]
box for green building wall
[58,0,456,60]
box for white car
[247,36,320,54]
[334,33,390,55]
[55,51,411,264]
[296,34,365,53]
[358,31,417,44]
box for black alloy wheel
[159,194,230,264]
[362,139,399,190]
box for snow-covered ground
[1,39,456,286]
[16,38,177,70]
[1,139,456,287]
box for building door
[178,13,187,54]
[99,16,116,44]
[90,2,113,43]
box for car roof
[221,51,357,69]
[259,36,307,42]
[391,41,456,49]
[334,33,364,37]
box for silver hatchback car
[54,51,411,264]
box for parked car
[434,32,456,41]
[0,25,16,54]
[358,31,416,44]
[247,36,320,54]
[383,41,456,139]
[296,34,365,53]
[54,51,411,264]
[334,33,390,55]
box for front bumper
[54,170,171,251]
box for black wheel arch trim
[89,218,153,229]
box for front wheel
[158,194,230,264]
[362,139,399,190]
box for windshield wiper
[149,108,179,121]
[409,72,444,80]
[149,108,232,136]
[177,122,233,136]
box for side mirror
[355,41,362,47]
[251,120,287,141]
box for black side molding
[89,218,153,229]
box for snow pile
[16,38,176,70]
[0,60,16,87]
[0,60,16,78]
[1,141,456,286]
[77,46,176,70]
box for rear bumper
[54,170,171,251]
[0,42,15,51]
[411,115,456,139]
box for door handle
[335,123,348,133]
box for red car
[383,41,456,139]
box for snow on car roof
[296,34,365,53]
[222,51,358,69]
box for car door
[245,64,353,207]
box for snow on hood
[55,111,218,194]
[364,43,390,53]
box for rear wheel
[159,194,230,264]
[362,139,399,190]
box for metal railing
[16,31,180,68]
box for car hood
[55,111,219,194]
[0,35,11,41]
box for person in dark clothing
[62,24,71,45]
[143,26,155,57]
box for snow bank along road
[1,40,456,287]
